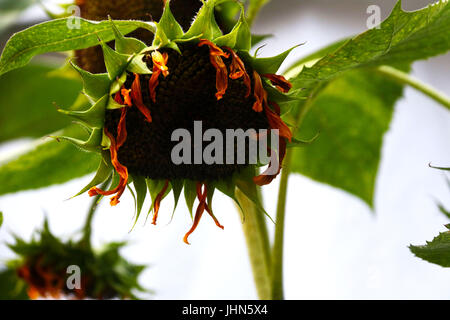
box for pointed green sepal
[73,154,112,197]
[51,127,103,153]
[70,61,110,101]
[127,54,152,74]
[234,166,274,223]
[184,180,197,219]
[130,175,148,230]
[109,18,147,55]
[170,179,184,219]
[109,72,128,96]
[183,0,222,41]
[157,0,184,41]
[58,94,108,128]
[100,41,130,80]
[249,45,300,74]
[215,6,251,51]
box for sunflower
[58,0,299,244]
[9,221,145,300]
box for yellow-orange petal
[151,51,169,77]
[120,88,133,106]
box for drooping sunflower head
[58,0,299,244]
[8,221,145,300]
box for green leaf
[0,212,3,228]
[288,0,450,206]
[0,0,35,33]
[247,0,270,26]
[0,125,100,196]
[0,63,82,143]
[410,226,450,267]
[438,203,450,220]
[291,68,405,206]
[289,1,450,100]
[0,18,156,76]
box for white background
[0,0,449,299]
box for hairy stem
[376,65,450,110]
[236,188,272,300]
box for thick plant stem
[236,188,272,300]
[270,150,293,300]
[376,65,450,110]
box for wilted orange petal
[253,139,287,186]
[120,88,133,106]
[266,102,292,142]
[224,47,251,97]
[89,129,128,206]
[199,39,230,100]
[262,74,292,93]
[183,183,223,244]
[152,180,170,225]
[131,73,152,122]
[252,71,268,112]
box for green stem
[270,150,293,300]
[376,65,450,110]
[236,188,272,300]
[81,179,110,246]
[269,88,321,299]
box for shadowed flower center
[104,43,270,182]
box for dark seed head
[105,43,269,181]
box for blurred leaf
[410,225,450,267]
[0,125,100,196]
[0,63,82,143]
[438,203,450,219]
[291,68,405,206]
[288,0,450,206]
[0,269,28,299]
[290,0,450,100]
[0,0,35,33]
[247,0,270,26]
[0,211,3,227]
[0,18,156,76]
